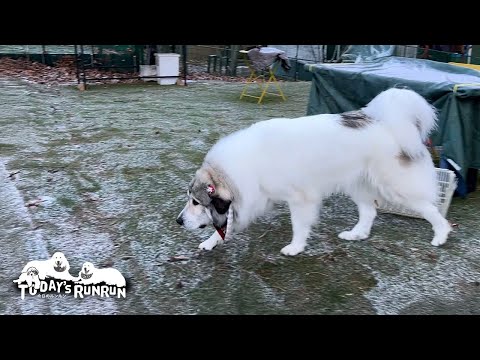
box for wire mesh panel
[378,168,457,219]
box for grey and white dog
[177,88,452,255]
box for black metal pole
[80,45,87,88]
[41,45,46,65]
[74,45,80,84]
[183,45,187,86]
[294,45,299,81]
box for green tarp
[305,56,480,180]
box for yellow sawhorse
[239,50,286,104]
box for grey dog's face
[27,267,39,278]
[176,172,231,230]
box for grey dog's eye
[192,199,199,206]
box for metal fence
[1,45,479,85]
[0,45,188,87]
[395,45,479,64]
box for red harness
[215,226,226,240]
[208,184,227,240]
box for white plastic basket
[378,168,457,219]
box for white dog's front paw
[338,230,369,241]
[199,231,224,251]
[198,239,216,251]
[199,238,222,251]
[280,243,305,256]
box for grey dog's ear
[192,168,217,203]
[195,168,215,188]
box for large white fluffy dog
[176,88,452,256]
[13,251,77,286]
[77,262,126,287]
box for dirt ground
[1,76,479,315]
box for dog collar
[214,226,226,240]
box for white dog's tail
[363,88,437,157]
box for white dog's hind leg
[281,201,318,256]
[407,200,452,246]
[199,230,223,251]
[339,199,377,241]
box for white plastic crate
[378,168,457,219]
[155,53,180,85]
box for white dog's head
[79,262,95,280]
[176,167,232,231]
[51,252,69,273]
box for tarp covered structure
[305,56,480,182]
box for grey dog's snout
[176,216,184,225]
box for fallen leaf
[83,193,100,202]
[168,255,189,262]
[26,199,42,207]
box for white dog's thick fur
[77,262,126,287]
[13,251,77,286]
[177,88,452,255]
